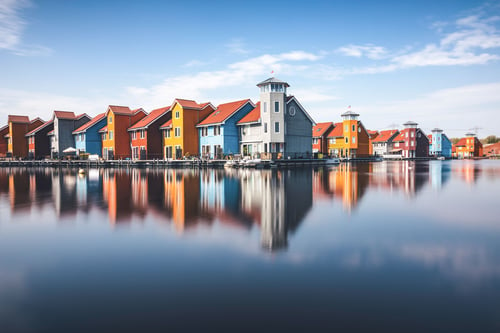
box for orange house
[128,106,171,160]
[6,115,44,158]
[161,99,215,159]
[312,122,334,155]
[454,133,483,158]
[100,106,147,160]
[327,109,370,158]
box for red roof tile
[327,122,344,137]
[198,99,252,126]
[99,125,108,133]
[173,99,214,110]
[53,111,76,119]
[8,115,30,123]
[159,119,172,129]
[372,129,399,143]
[237,102,261,124]
[73,113,106,134]
[455,138,467,146]
[25,120,53,136]
[313,122,334,137]
[129,106,171,130]
[393,129,409,142]
[107,105,133,115]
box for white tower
[257,78,289,154]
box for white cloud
[225,38,250,55]
[0,0,51,56]
[337,44,388,59]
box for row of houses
[312,114,483,159]
[0,77,486,161]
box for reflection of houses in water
[454,162,481,184]
[102,169,133,224]
[369,161,429,197]
[163,169,201,232]
[240,169,312,251]
[314,163,370,211]
[52,169,78,217]
[429,161,451,190]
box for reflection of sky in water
[1,161,500,332]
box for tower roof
[403,120,418,126]
[431,128,443,132]
[256,77,290,87]
[341,110,359,117]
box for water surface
[1,160,500,332]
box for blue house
[197,99,255,159]
[429,128,452,158]
[72,113,107,156]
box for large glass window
[274,101,279,113]
[274,122,280,133]
[264,123,268,133]
[175,127,181,137]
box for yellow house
[160,99,215,159]
[327,109,370,158]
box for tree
[450,137,460,144]
[483,135,500,144]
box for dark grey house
[50,111,91,158]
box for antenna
[468,126,483,134]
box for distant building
[72,113,107,156]
[100,106,147,160]
[391,121,429,158]
[128,106,171,160]
[453,133,483,158]
[428,128,452,158]
[50,111,91,158]
[483,142,500,157]
[25,120,54,159]
[326,109,370,158]
[371,129,399,156]
[367,130,379,156]
[197,99,255,159]
[0,125,9,157]
[237,78,315,159]
[7,115,44,158]
[161,99,215,160]
[312,122,334,155]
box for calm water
[1,161,500,332]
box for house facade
[391,121,429,158]
[326,109,370,158]
[50,111,91,158]
[367,130,379,156]
[453,133,483,158]
[312,122,334,155]
[161,99,215,160]
[25,120,54,159]
[0,125,8,157]
[429,128,452,158]
[371,129,399,156]
[72,113,107,156]
[7,115,44,158]
[237,78,315,159]
[100,106,147,160]
[128,106,171,160]
[197,99,255,159]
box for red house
[128,106,171,160]
[391,121,429,158]
[25,120,54,159]
[312,122,334,155]
[0,125,8,157]
[6,115,44,158]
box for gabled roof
[25,120,54,136]
[172,99,215,111]
[98,125,108,133]
[8,115,30,123]
[47,130,54,136]
[393,129,407,142]
[312,122,334,138]
[372,129,399,143]
[455,138,468,146]
[106,105,146,116]
[327,122,344,138]
[198,99,254,126]
[0,125,8,133]
[73,113,106,134]
[53,111,76,119]
[237,102,261,125]
[256,77,290,87]
[129,106,171,130]
[159,119,172,129]
[286,96,316,125]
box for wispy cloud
[337,44,388,59]
[225,38,250,55]
[0,0,51,56]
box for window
[352,136,356,144]
[313,138,319,144]
[165,129,171,138]
[263,102,267,113]
[264,123,268,133]
[132,132,136,140]
[405,141,409,147]
[406,132,409,138]
[102,133,107,140]
[109,131,113,140]
[411,140,414,146]
[109,116,112,123]
[175,127,181,137]
[411,132,414,137]
[274,122,280,133]
[352,125,355,132]
[395,142,399,147]
[175,111,180,119]
[345,137,349,144]
[140,130,145,139]
[274,101,279,112]
[214,125,221,136]
[345,125,348,132]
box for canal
[1,160,499,332]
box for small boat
[78,168,86,175]
[325,158,340,165]
[437,156,445,161]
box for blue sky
[1,0,500,137]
